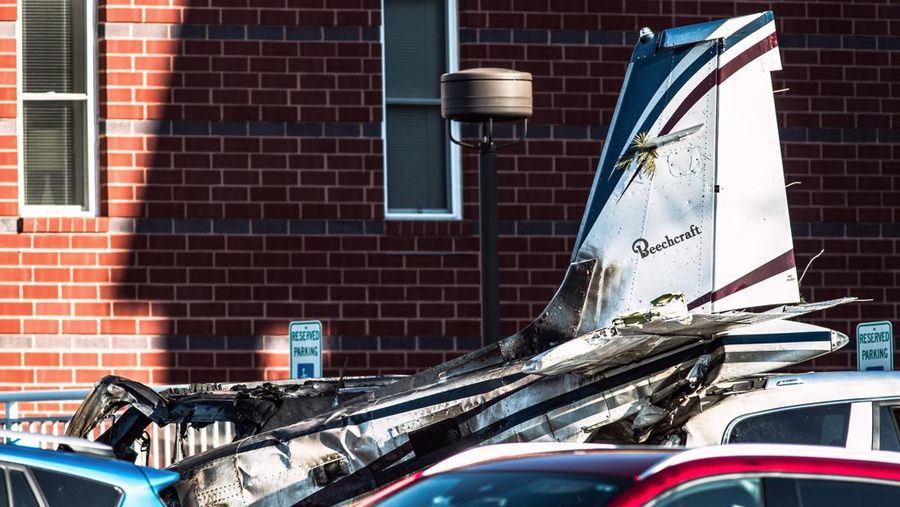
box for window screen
[22,0,89,208]
[727,403,851,446]
[383,0,455,216]
[386,106,448,210]
[384,0,444,98]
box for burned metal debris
[66,376,399,465]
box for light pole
[440,68,533,346]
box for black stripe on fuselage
[721,331,831,345]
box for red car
[357,443,900,506]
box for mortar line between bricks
[100,121,900,145]
[97,21,900,52]
[463,28,895,50]
[70,220,900,239]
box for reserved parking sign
[857,321,893,371]
[290,320,323,379]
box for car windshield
[375,471,622,506]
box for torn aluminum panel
[65,376,401,464]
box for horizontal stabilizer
[708,319,850,384]
[523,297,856,377]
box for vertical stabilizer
[562,11,797,330]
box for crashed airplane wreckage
[66,11,856,507]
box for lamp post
[440,68,533,346]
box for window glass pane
[652,478,761,507]
[0,469,8,507]
[23,0,85,93]
[765,478,900,507]
[878,405,900,451]
[8,471,38,507]
[727,403,850,446]
[384,0,445,99]
[24,101,85,206]
[386,106,448,212]
[31,467,122,507]
[377,472,622,507]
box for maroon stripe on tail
[718,32,778,83]
[687,249,797,310]
[658,31,778,137]
[658,68,717,136]
[618,31,779,203]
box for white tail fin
[569,11,798,326]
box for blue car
[0,431,178,506]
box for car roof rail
[638,443,900,480]
[0,429,114,459]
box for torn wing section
[523,295,854,378]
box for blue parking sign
[857,321,893,372]
[290,320,323,379]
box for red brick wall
[0,1,896,391]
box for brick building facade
[0,0,895,390]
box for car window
[765,477,900,506]
[375,471,622,506]
[0,469,8,507]
[877,405,900,451]
[30,467,122,507]
[8,470,38,507]
[650,477,761,507]
[726,403,850,446]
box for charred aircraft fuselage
[65,10,858,507]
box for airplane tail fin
[563,11,797,329]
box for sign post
[857,321,893,371]
[290,320,323,379]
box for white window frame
[16,0,99,217]
[380,0,461,221]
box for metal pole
[479,132,500,345]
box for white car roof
[686,371,900,446]
[763,371,900,390]
[424,443,618,476]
